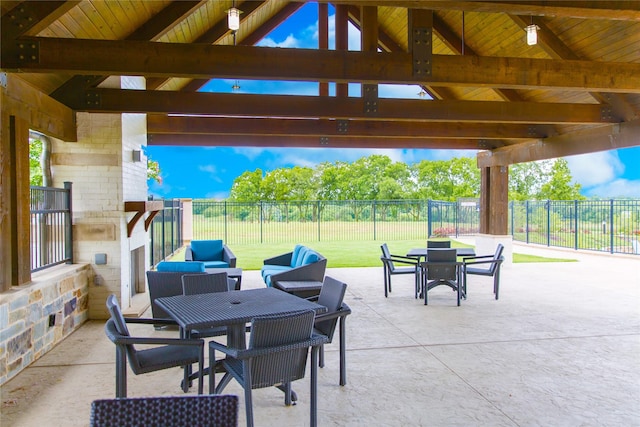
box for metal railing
[191,199,479,244]
[149,198,184,266]
[189,198,639,255]
[30,182,73,272]
[510,199,640,255]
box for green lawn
[169,239,576,270]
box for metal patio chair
[462,243,505,299]
[209,310,328,427]
[104,294,204,397]
[380,243,420,298]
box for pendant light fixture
[227,1,241,32]
[525,16,539,46]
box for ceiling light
[417,90,427,98]
[232,81,241,91]
[525,24,539,45]
[227,7,240,32]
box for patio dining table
[406,247,476,262]
[155,287,328,395]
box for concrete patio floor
[2,242,639,426]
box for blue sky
[147,3,640,200]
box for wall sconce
[132,150,141,162]
[227,7,241,32]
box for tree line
[229,154,584,202]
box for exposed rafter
[478,119,640,167]
[147,115,548,139]
[63,89,616,125]
[5,38,640,94]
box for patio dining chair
[90,395,238,427]
[462,243,505,299]
[380,243,420,298]
[307,276,351,386]
[427,240,451,248]
[209,310,328,427]
[422,249,461,306]
[104,295,204,397]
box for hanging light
[232,81,241,91]
[525,17,539,46]
[417,89,427,98]
[227,7,240,32]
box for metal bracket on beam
[320,137,329,146]
[478,139,491,149]
[5,5,37,34]
[412,27,432,77]
[85,90,102,107]
[363,84,378,114]
[337,120,349,134]
[601,106,614,121]
[0,73,7,88]
[15,40,39,65]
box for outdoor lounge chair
[104,295,204,398]
[185,239,237,268]
[90,395,238,427]
[462,243,505,300]
[209,310,328,427]
[308,276,351,386]
[422,248,461,306]
[380,243,420,298]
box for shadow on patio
[2,244,639,426]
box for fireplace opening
[130,246,145,297]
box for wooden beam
[147,115,546,139]
[147,133,487,149]
[1,1,79,39]
[9,38,640,93]
[1,74,77,140]
[477,119,640,167]
[68,89,615,124]
[326,1,640,21]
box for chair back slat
[315,277,347,339]
[248,310,315,389]
[427,249,457,280]
[182,272,229,295]
[427,240,451,248]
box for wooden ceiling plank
[326,1,640,21]
[1,1,80,39]
[68,89,614,125]
[147,133,489,150]
[126,1,203,41]
[477,119,640,167]
[12,38,640,93]
[147,114,546,139]
[511,14,639,121]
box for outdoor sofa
[260,244,327,287]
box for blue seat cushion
[203,260,229,269]
[301,250,320,265]
[190,240,223,261]
[156,261,205,272]
[290,244,306,267]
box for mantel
[124,201,164,237]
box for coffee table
[273,280,323,298]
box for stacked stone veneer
[0,264,90,385]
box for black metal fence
[192,199,479,244]
[510,199,640,254]
[189,198,639,255]
[149,198,184,266]
[30,182,73,272]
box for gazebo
[1,1,639,383]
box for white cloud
[583,179,640,198]
[205,190,230,200]
[566,151,624,187]
[258,34,301,48]
[232,147,266,162]
[198,164,223,183]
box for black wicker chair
[427,240,451,248]
[104,295,204,397]
[209,310,329,427]
[90,395,238,427]
[462,243,505,299]
[307,276,351,386]
[182,271,233,295]
[380,243,420,298]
